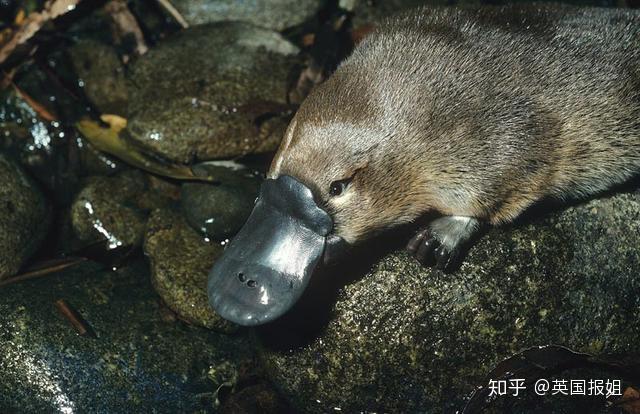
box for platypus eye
[329,178,352,197]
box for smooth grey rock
[0,153,49,280]
[127,22,299,163]
[260,192,640,413]
[171,0,325,31]
[0,260,253,413]
[181,162,261,241]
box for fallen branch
[0,0,82,65]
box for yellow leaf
[14,9,25,26]
[76,116,214,182]
[100,114,127,132]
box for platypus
[208,4,640,326]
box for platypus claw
[406,215,481,272]
[436,244,461,271]
[406,228,458,272]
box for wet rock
[221,382,291,414]
[0,83,90,204]
[260,192,640,413]
[0,153,49,280]
[181,162,262,241]
[0,89,58,151]
[144,208,235,332]
[0,89,71,195]
[14,55,85,123]
[0,260,253,412]
[171,0,325,31]
[70,170,168,249]
[126,22,299,163]
[68,39,128,115]
[75,137,127,176]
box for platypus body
[209,5,640,326]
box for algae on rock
[144,208,235,333]
[127,22,300,163]
[260,192,640,413]
[0,260,252,412]
[0,153,49,280]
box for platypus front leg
[406,216,482,271]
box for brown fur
[269,4,640,245]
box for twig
[0,257,87,288]
[104,0,148,58]
[155,0,189,29]
[12,82,58,121]
[54,299,96,337]
[1,68,16,89]
[0,0,83,65]
[36,59,81,100]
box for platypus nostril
[207,175,334,326]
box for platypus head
[208,65,424,326]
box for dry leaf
[0,0,82,64]
[100,113,126,132]
[76,115,213,182]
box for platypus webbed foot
[406,216,481,272]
